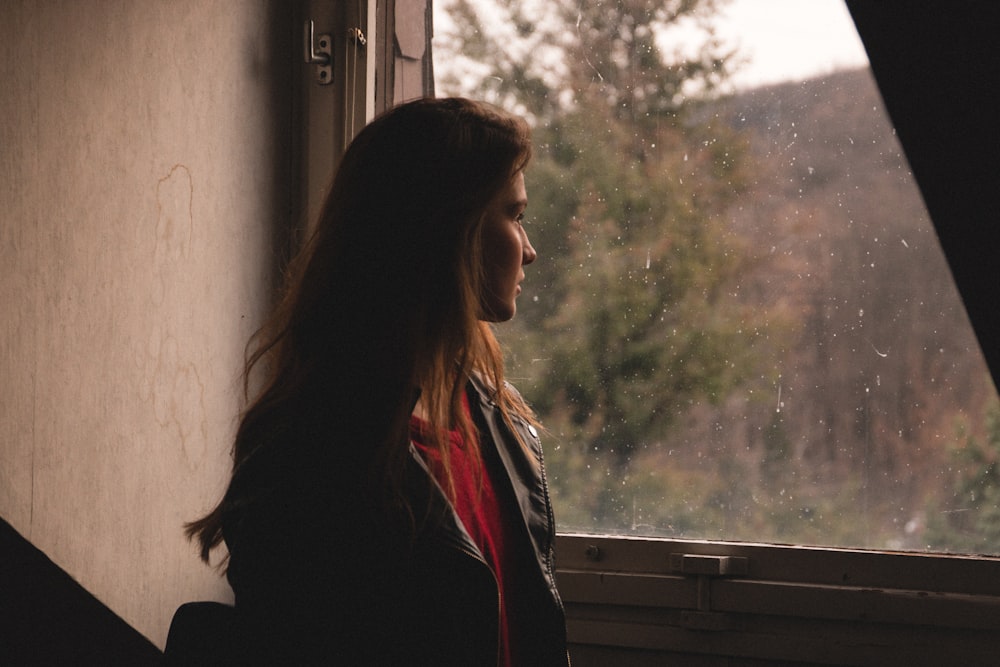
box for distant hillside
[665,67,995,544]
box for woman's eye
[515,212,526,225]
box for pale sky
[712,0,869,89]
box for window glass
[434,0,1000,555]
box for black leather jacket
[216,374,568,665]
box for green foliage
[543,404,756,535]
[925,401,1000,554]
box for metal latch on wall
[670,553,749,631]
[304,20,333,85]
[670,553,748,577]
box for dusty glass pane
[434,0,1000,554]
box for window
[428,2,1000,661]
[433,0,1000,557]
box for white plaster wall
[0,0,295,647]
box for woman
[181,98,568,665]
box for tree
[925,401,1000,553]
[436,0,766,526]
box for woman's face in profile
[479,171,537,322]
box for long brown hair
[187,98,535,562]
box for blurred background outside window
[433,0,1000,555]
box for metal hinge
[303,20,333,85]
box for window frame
[555,533,1000,662]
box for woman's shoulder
[466,370,529,408]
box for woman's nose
[522,228,537,265]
